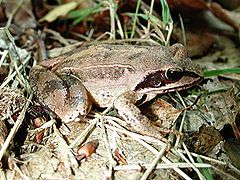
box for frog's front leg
[114,91,176,141]
[30,65,92,123]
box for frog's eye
[165,68,183,81]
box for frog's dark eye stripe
[134,68,186,91]
[134,70,165,91]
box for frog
[29,44,203,140]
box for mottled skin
[29,44,202,140]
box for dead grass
[0,0,240,179]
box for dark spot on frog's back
[127,52,143,60]
[43,79,65,95]
[90,51,114,59]
[85,66,134,80]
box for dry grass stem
[140,144,168,180]
[174,92,187,147]
[99,117,116,179]
[53,123,79,169]
[133,135,191,179]
[69,118,97,148]
[176,143,205,180]
[114,162,212,171]
[107,0,116,39]
[105,124,166,146]
[0,50,8,66]
[180,150,226,165]
[0,56,30,89]
[6,0,23,28]
[146,0,155,33]
[44,28,70,46]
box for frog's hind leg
[29,65,91,123]
[60,73,92,122]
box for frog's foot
[126,118,182,143]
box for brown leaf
[76,140,99,161]
[114,148,127,165]
[188,125,222,154]
[35,130,45,144]
[5,0,36,30]
[32,117,46,128]
[224,138,240,169]
[144,99,181,129]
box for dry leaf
[76,140,99,161]
[39,1,78,23]
[114,148,127,165]
[144,99,181,129]
[188,125,222,154]
[5,0,36,29]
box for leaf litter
[0,0,240,179]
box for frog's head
[133,44,203,94]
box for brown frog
[29,44,202,140]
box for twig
[0,50,8,67]
[180,94,203,111]
[0,52,30,89]
[140,144,168,180]
[174,92,187,147]
[114,162,212,171]
[179,149,226,165]
[115,14,124,39]
[175,143,205,180]
[99,116,116,179]
[53,123,79,169]
[105,124,165,146]
[146,0,155,34]
[44,28,70,46]
[133,136,192,180]
[69,118,97,148]
[6,0,23,28]
[228,163,240,176]
[85,108,116,178]
[107,0,116,39]
[131,0,141,38]
[4,28,30,90]
[105,119,192,180]
[162,156,192,180]
[165,23,173,45]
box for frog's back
[49,44,174,106]
[54,44,173,71]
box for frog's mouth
[161,76,203,93]
[137,76,203,94]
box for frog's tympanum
[29,44,202,140]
